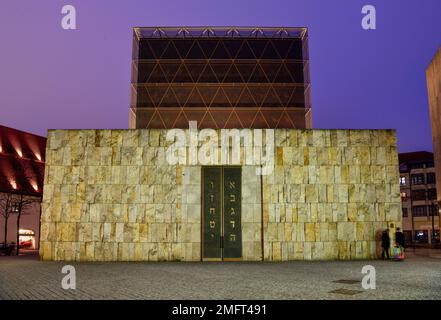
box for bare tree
[15,194,39,255]
[13,161,43,255]
[0,192,14,245]
[0,192,38,254]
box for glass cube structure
[130,27,311,129]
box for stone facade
[427,47,441,209]
[263,130,401,260]
[40,129,401,261]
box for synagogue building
[40,27,401,261]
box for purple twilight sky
[0,0,440,152]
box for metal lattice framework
[134,27,308,39]
[130,27,311,129]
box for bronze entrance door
[202,167,242,261]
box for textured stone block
[40,242,53,261]
[305,185,318,203]
[271,242,281,261]
[41,129,400,262]
[85,242,95,260]
[337,222,356,241]
[305,223,315,241]
[78,223,93,242]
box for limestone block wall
[40,129,401,261]
[39,129,263,261]
[241,166,263,261]
[263,130,401,260]
[40,130,201,261]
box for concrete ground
[0,249,440,300]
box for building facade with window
[39,27,401,262]
[426,47,441,218]
[0,125,46,249]
[399,151,439,243]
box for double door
[202,167,242,261]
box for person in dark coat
[395,227,405,250]
[381,229,390,260]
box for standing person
[381,229,390,260]
[395,227,405,251]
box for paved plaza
[1,250,440,300]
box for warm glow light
[16,149,22,157]
[10,180,17,189]
[18,229,36,249]
[19,229,35,235]
[35,153,41,161]
[31,182,38,191]
[0,145,2,152]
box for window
[400,176,406,186]
[400,192,408,201]
[411,174,425,185]
[428,205,439,216]
[411,190,426,201]
[412,206,427,217]
[415,230,429,243]
[410,163,425,169]
[10,202,20,213]
[18,229,36,249]
[428,189,437,200]
[427,173,436,184]
[402,208,408,217]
